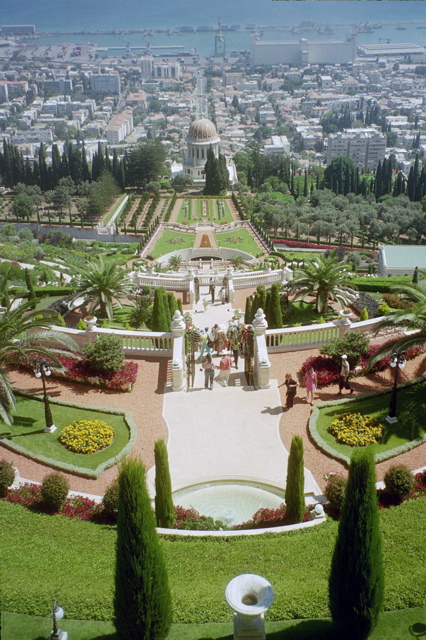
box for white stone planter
[84,316,97,331]
[225,574,274,639]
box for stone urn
[339,308,352,324]
[225,574,274,639]
[84,315,97,331]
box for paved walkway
[146,292,321,510]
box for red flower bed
[300,355,340,387]
[233,504,312,530]
[273,238,363,252]
[300,343,424,388]
[16,353,138,392]
[2,483,113,523]
[359,342,423,374]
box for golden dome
[188,117,218,141]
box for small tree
[151,287,170,332]
[114,458,172,640]
[0,460,15,497]
[329,447,384,640]
[83,334,124,374]
[268,283,283,329]
[41,472,69,513]
[154,439,175,528]
[244,295,252,324]
[285,435,305,525]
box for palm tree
[0,300,77,425]
[167,255,183,271]
[289,253,357,315]
[370,279,426,361]
[70,256,135,320]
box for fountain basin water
[173,480,284,526]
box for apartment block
[327,128,386,170]
[91,74,121,95]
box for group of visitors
[208,278,228,306]
[199,322,242,389]
[280,354,353,411]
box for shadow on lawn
[267,619,340,639]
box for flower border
[2,389,137,478]
[309,377,426,465]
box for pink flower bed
[359,343,423,373]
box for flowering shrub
[300,355,340,387]
[352,292,382,318]
[301,342,423,387]
[59,419,114,454]
[54,354,138,391]
[329,412,384,446]
[359,342,423,373]
[173,505,226,530]
[233,504,312,530]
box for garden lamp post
[34,361,56,433]
[49,599,67,640]
[386,350,406,424]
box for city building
[105,107,133,144]
[91,74,121,95]
[378,244,426,277]
[327,128,386,170]
[251,35,356,66]
[263,135,291,156]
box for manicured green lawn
[149,230,196,259]
[216,229,262,257]
[176,198,233,224]
[285,301,338,326]
[1,499,424,623]
[313,381,426,462]
[0,394,131,474]
[3,607,425,640]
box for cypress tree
[285,435,305,525]
[154,439,175,528]
[151,287,170,332]
[268,282,283,329]
[24,268,37,303]
[329,447,384,640]
[114,458,172,640]
[264,289,272,326]
[244,295,252,324]
[166,291,177,325]
[256,285,266,310]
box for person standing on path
[209,278,215,304]
[338,354,353,395]
[304,366,317,405]
[228,323,241,369]
[198,328,212,360]
[216,352,233,387]
[201,353,215,389]
[279,373,298,409]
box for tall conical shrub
[244,295,252,324]
[114,458,172,640]
[154,439,175,528]
[329,447,384,640]
[167,292,177,325]
[285,435,305,524]
[269,283,283,329]
[151,287,169,332]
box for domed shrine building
[183,117,221,185]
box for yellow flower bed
[329,412,384,447]
[59,419,114,454]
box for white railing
[265,316,389,352]
[233,268,292,288]
[95,327,173,355]
[50,325,172,356]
